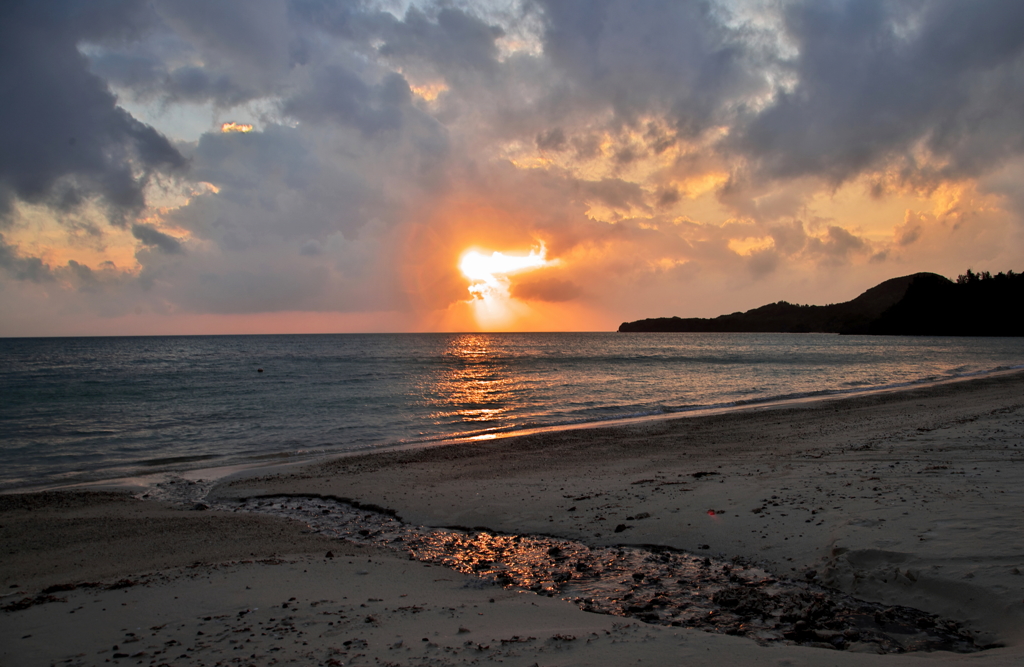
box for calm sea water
[2,332,1022,491]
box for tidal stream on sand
[178,484,989,655]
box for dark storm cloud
[0,1,186,226]
[734,0,1024,186]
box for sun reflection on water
[425,334,520,434]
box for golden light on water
[429,334,515,431]
[220,122,253,133]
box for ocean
[2,332,1022,491]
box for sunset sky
[3,0,1024,335]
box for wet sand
[3,371,1024,665]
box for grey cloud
[287,0,395,45]
[806,225,868,262]
[89,43,264,109]
[536,0,765,134]
[897,224,922,247]
[377,7,504,76]
[89,0,298,108]
[179,124,396,248]
[0,2,186,226]
[184,267,326,314]
[284,68,411,135]
[66,259,102,292]
[569,135,602,160]
[132,223,184,254]
[768,220,809,256]
[735,0,1024,186]
[190,126,315,192]
[613,147,638,165]
[158,0,289,65]
[0,235,53,282]
[747,248,779,278]
[19,0,1024,324]
[288,2,505,87]
[655,186,680,208]
[88,51,164,90]
[979,160,1024,223]
[579,178,649,213]
[154,0,293,91]
[165,65,259,107]
[531,0,1024,207]
[299,239,324,256]
[536,127,567,151]
[825,226,866,256]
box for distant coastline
[619,269,1024,336]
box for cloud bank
[3,0,1024,334]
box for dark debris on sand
[212,493,985,654]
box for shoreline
[10,364,1024,497]
[4,370,1024,665]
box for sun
[460,246,551,299]
[458,244,554,328]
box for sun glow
[459,245,554,329]
[461,246,551,298]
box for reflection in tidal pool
[217,494,986,654]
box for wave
[385,362,1024,450]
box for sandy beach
[3,371,1024,666]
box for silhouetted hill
[618,270,1024,336]
[869,270,1024,336]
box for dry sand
[3,371,1024,666]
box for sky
[3,0,1024,335]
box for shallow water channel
[204,491,985,654]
